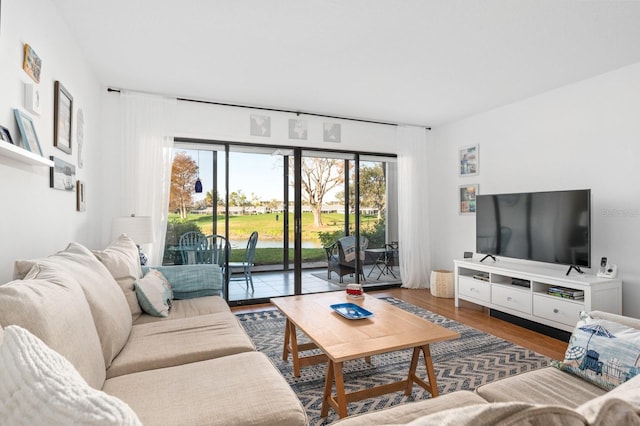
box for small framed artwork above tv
[459,144,478,177]
[459,184,478,215]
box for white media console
[454,258,622,332]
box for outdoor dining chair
[229,231,259,292]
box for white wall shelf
[0,141,53,167]
[454,258,623,332]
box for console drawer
[458,276,490,303]
[492,285,531,314]
[533,294,584,327]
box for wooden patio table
[270,292,460,419]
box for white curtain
[121,92,176,265]
[397,125,432,288]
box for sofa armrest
[142,265,223,299]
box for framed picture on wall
[76,180,86,211]
[50,156,76,191]
[54,81,73,154]
[459,184,478,215]
[22,44,42,83]
[459,144,479,177]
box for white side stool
[430,270,454,298]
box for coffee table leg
[282,318,291,361]
[405,345,439,397]
[321,360,334,417]
[288,320,301,377]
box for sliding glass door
[165,141,398,304]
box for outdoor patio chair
[229,231,259,292]
[325,235,368,283]
[178,231,207,264]
[202,234,230,268]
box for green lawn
[165,211,381,265]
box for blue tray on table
[330,303,374,320]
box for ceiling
[52,0,640,127]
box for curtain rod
[107,87,431,130]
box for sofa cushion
[332,391,488,425]
[0,325,141,426]
[403,402,585,426]
[106,312,256,378]
[103,352,307,426]
[576,373,640,425]
[92,234,144,322]
[18,242,132,369]
[134,269,173,317]
[555,312,640,391]
[476,366,606,407]
[0,278,106,389]
[133,295,231,325]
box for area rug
[237,297,551,425]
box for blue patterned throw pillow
[134,269,173,317]
[555,312,640,390]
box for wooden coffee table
[270,292,460,418]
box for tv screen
[476,189,591,267]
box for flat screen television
[476,189,591,270]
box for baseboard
[490,309,571,342]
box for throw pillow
[0,325,141,426]
[135,269,173,317]
[92,234,144,321]
[555,311,640,390]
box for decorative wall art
[50,156,76,191]
[323,123,341,143]
[459,184,478,215]
[250,114,271,137]
[54,81,73,154]
[77,109,84,168]
[22,44,42,83]
[76,180,86,211]
[289,118,307,140]
[14,109,43,155]
[459,144,479,177]
[24,83,41,115]
[0,126,14,144]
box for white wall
[0,0,103,281]
[429,62,640,318]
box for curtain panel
[121,92,176,264]
[397,126,432,289]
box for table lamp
[111,214,154,265]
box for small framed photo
[24,83,42,116]
[23,44,42,83]
[323,122,341,143]
[288,118,308,140]
[459,144,479,177]
[0,126,14,144]
[250,114,271,137]
[54,81,73,154]
[14,109,43,155]
[459,184,478,215]
[50,156,76,191]
[76,180,86,211]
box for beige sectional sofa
[0,235,307,425]
[335,310,640,425]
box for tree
[169,152,198,219]
[292,158,344,227]
[360,164,386,219]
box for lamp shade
[111,215,154,244]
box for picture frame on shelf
[14,109,43,155]
[459,184,478,215]
[54,81,73,154]
[22,44,42,83]
[0,126,14,144]
[50,156,76,191]
[459,144,479,177]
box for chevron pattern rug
[237,297,551,425]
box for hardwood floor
[231,287,569,360]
